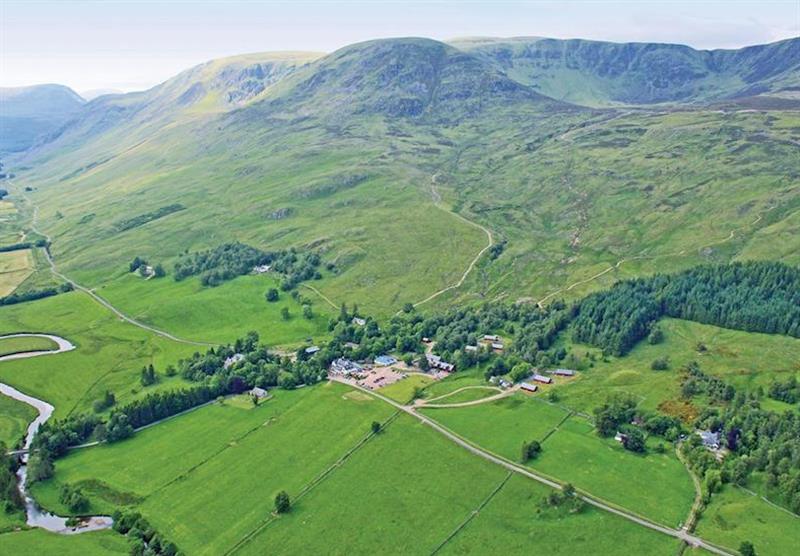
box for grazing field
[378,373,434,403]
[0,334,59,357]
[419,366,487,399]
[426,386,500,404]
[695,485,799,556]
[31,382,395,555]
[0,292,196,418]
[0,248,34,296]
[0,394,37,447]
[440,474,683,555]
[533,418,694,527]
[553,318,800,415]
[421,394,570,457]
[0,529,129,556]
[99,273,331,346]
[237,413,508,555]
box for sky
[1,0,798,93]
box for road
[330,376,734,556]
[13,182,214,348]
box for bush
[275,490,291,514]
[265,288,279,302]
[651,356,670,371]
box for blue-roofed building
[374,355,397,366]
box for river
[0,333,113,534]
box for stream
[0,333,113,534]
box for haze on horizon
[1,0,799,95]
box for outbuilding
[532,374,553,384]
[521,382,538,393]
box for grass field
[0,334,59,357]
[0,248,34,296]
[98,273,332,346]
[0,529,129,555]
[695,484,800,556]
[423,398,694,527]
[440,474,683,555]
[30,382,395,555]
[378,373,435,403]
[419,366,488,399]
[552,318,800,416]
[0,394,37,447]
[0,292,196,418]
[426,386,500,404]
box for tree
[302,304,313,319]
[265,288,279,302]
[650,356,670,371]
[371,421,382,434]
[521,440,541,462]
[739,541,756,556]
[620,426,646,453]
[280,307,290,321]
[402,302,415,314]
[27,453,54,482]
[275,490,291,514]
[153,264,166,278]
[129,257,145,273]
[647,326,664,344]
[140,364,157,386]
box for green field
[0,334,59,357]
[98,273,331,346]
[0,292,196,418]
[0,394,36,447]
[440,474,682,555]
[0,248,33,296]
[378,373,435,403]
[695,484,799,556]
[0,529,129,556]
[426,386,501,404]
[552,318,800,416]
[423,398,694,527]
[31,382,395,554]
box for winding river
[0,333,113,534]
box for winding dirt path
[416,386,518,408]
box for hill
[0,84,85,153]
[451,36,800,107]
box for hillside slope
[452,36,800,106]
[0,84,85,153]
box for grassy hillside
[0,84,85,153]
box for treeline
[572,261,800,355]
[113,203,185,233]
[173,242,322,288]
[0,443,23,515]
[113,510,182,556]
[0,239,47,253]
[0,283,73,306]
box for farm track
[14,182,215,348]
[416,385,518,408]
[331,377,735,556]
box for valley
[0,30,798,556]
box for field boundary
[429,471,513,555]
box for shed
[374,355,397,366]
[521,382,538,393]
[249,387,269,399]
[532,374,553,384]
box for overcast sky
[2,0,798,93]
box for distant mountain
[0,84,86,152]
[451,36,800,106]
[80,88,125,101]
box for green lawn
[0,529,129,555]
[421,394,570,458]
[0,394,36,447]
[532,418,694,528]
[0,292,196,418]
[0,334,59,357]
[695,484,800,556]
[378,373,435,403]
[440,474,683,555]
[30,382,395,555]
[98,273,331,346]
[427,386,500,404]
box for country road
[14,182,214,348]
[330,376,735,556]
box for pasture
[0,529,129,556]
[695,484,799,556]
[426,386,500,404]
[0,292,196,418]
[0,334,59,357]
[0,394,36,447]
[439,474,683,555]
[31,382,395,555]
[378,373,434,403]
[0,248,34,296]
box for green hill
[0,84,85,153]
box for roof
[352,317,366,326]
[465,345,478,352]
[699,431,720,447]
[305,345,320,354]
[521,382,538,391]
[491,342,504,349]
[374,355,397,366]
[250,387,269,397]
[551,368,575,376]
[532,374,553,383]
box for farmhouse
[531,374,553,384]
[550,368,576,377]
[374,355,397,366]
[343,341,360,350]
[223,353,245,369]
[491,342,504,351]
[422,337,431,343]
[698,430,721,450]
[464,345,478,352]
[249,387,269,399]
[352,317,366,326]
[330,358,363,376]
[483,334,500,342]
[305,345,320,355]
[253,264,271,274]
[521,382,538,393]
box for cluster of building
[426,353,455,373]
[330,357,365,378]
[480,334,504,352]
[223,353,245,369]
